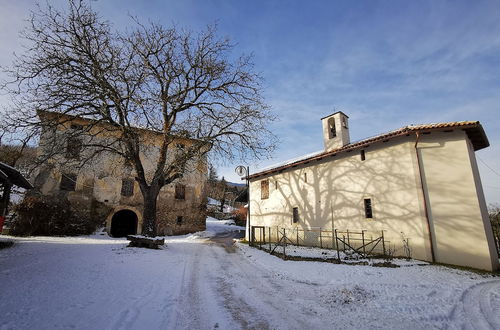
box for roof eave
[248,122,489,180]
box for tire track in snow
[173,243,205,329]
[206,243,312,330]
[170,242,231,330]
[449,280,500,329]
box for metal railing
[250,226,389,261]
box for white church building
[247,112,499,271]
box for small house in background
[0,162,33,233]
[32,111,207,237]
[248,112,499,271]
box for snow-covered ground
[260,243,430,266]
[0,219,499,329]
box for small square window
[292,207,299,223]
[175,184,186,200]
[66,137,82,159]
[60,173,77,191]
[176,144,185,155]
[364,198,373,218]
[176,216,183,225]
[261,180,269,200]
[121,179,134,197]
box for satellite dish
[235,165,247,177]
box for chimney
[321,111,350,151]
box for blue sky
[2,0,500,204]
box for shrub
[231,206,247,227]
[10,194,101,236]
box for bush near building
[10,194,102,236]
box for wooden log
[127,235,165,249]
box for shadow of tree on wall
[251,131,496,267]
[251,133,480,262]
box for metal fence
[250,226,389,261]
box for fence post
[319,229,323,248]
[335,229,340,261]
[381,230,386,256]
[259,228,262,249]
[297,230,299,246]
[332,229,334,250]
[347,229,350,247]
[362,230,366,255]
[269,227,271,251]
[343,235,346,252]
[283,228,286,260]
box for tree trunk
[141,187,159,237]
[219,185,226,213]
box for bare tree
[1,0,276,236]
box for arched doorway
[110,209,138,237]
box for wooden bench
[127,235,165,249]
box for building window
[70,124,83,130]
[304,172,307,183]
[60,173,77,191]
[121,179,134,197]
[292,207,299,223]
[360,150,366,161]
[66,137,82,159]
[364,198,373,218]
[176,216,183,225]
[261,179,269,200]
[175,143,185,156]
[275,180,278,190]
[328,118,336,139]
[175,184,186,200]
[342,117,348,128]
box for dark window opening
[70,124,83,130]
[261,180,269,199]
[342,117,348,128]
[175,144,185,157]
[292,207,299,223]
[328,118,336,139]
[175,184,186,200]
[361,150,366,161]
[176,216,183,225]
[304,172,307,183]
[66,137,82,159]
[364,198,373,218]
[60,173,77,191]
[275,180,278,190]
[121,179,134,197]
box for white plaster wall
[418,131,499,271]
[248,131,498,271]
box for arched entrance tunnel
[110,209,138,237]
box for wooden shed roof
[0,162,33,189]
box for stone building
[247,112,499,271]
[33,110,207,236]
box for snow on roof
[255,150,324,173]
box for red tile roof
[248,121,489,180]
